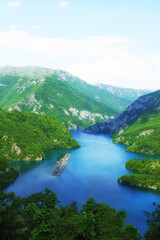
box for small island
[52,153,71,176]
[118,158,160,190]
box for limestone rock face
[84,90,160,135]
[11,144,21,155]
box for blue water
[6,129,160,235]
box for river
[7,129,160,234]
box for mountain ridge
[0,67,117,128]
[0,65,151,129]
[84,90,160,155]
[53,69,151,113]
[84,90,160,135]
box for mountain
[84,90,160,155]
[53,70,151,113]
[0,66,117,129]
[96,83,151,103]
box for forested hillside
[0,66,117,128]
[0,109,80,161]
[0,66,150,128]
[118,158,160,190]
[85,90,160,155]
[113,110,160,155]
[54,69,150,113]
[0,108,80,188]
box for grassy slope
[0,74,117,128]
[35,76,117,127]
[65,78,131,112]
[0,75,39,108]
[113,110,160,155]
[54,70,131,113]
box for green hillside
[113,110,160,155]
[0,109,80,187]
[0,109,80,161]
[54,70,142,113]
[97,83,151,103]
[0,66,117,128]
[109,91,160,191]
[118,158,160,190]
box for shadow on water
[9,160,42,173]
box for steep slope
[97,83,151,103]
[84,90,160,155]
[113,109,160,155]
[54,70,146,113]
[0,66,117,128]
[0,109,80,161]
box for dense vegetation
[0,155,19,189]
[0,109,80,161]
[0,66,117,128]
[118,158,160,190]
[0,66,149,123]
[0,165,19,189]
[144,202,160,240]
[113,110,160,155]
[0,189,141,240]
[54,70,131,112]
[34,76,117,128]
[0,108,80,187]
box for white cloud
[58,1,69,9]
[0,28,160,90]
[67,56,160,90]
[7,1,22,8]
[31,25,39,30]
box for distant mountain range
[53,69,151,112]
[0,66,151,128]
[84,90,160,155]
[96,83,151,103]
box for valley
[5,129,160,237]
[0,66,149,129]
[84,90,160,191]
[0,65,160,238]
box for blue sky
[0,0,160,89]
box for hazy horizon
[0,64,155,91]
[0,0,160,89]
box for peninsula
[118,158,160,190]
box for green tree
[144,202,160,240]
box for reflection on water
[9,160,41,173]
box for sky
[0,0,160,89]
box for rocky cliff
[84,90,160,135]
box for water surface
[7,129,160,234]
